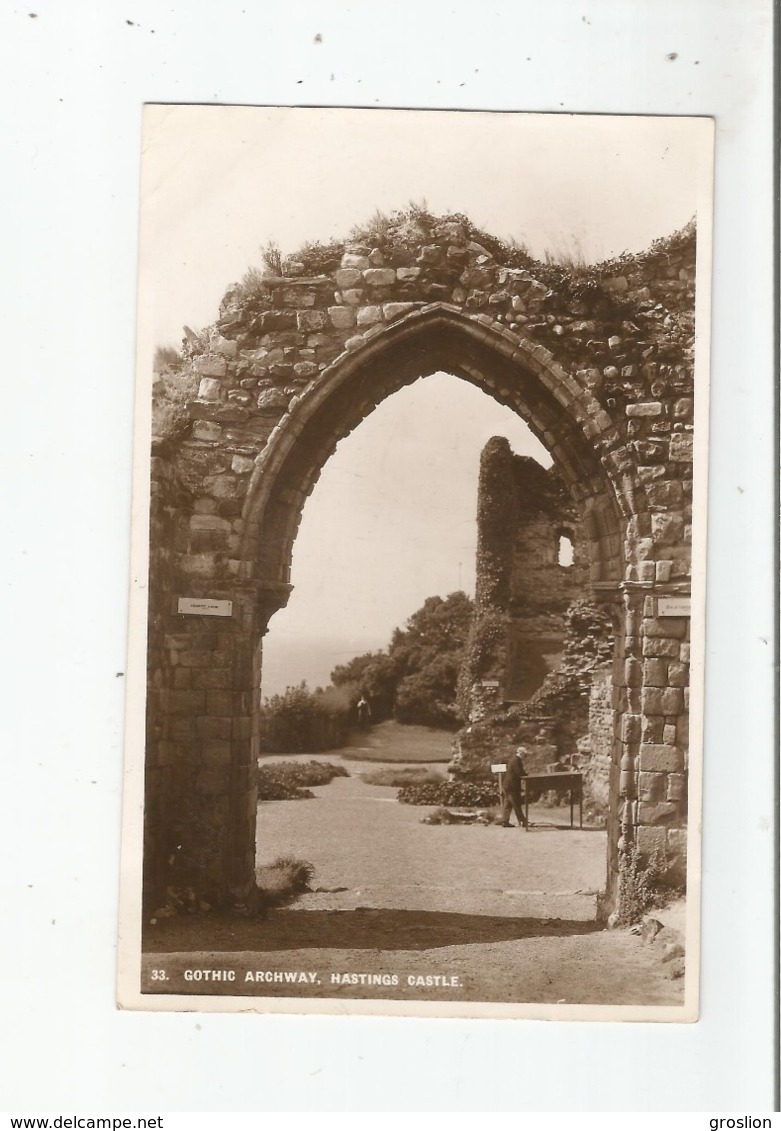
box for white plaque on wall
[657,596,691,617]
[177,597,233,617]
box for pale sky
[137,106,712,696]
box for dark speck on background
[666,51,678,60]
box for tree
[330,591,474,729]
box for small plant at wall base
[614,844,686,927]
[255,855,315,907]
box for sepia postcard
[118,105,713,1020]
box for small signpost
[491,762,507,804]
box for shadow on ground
[145,907,600,954]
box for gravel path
[257,757,606,920]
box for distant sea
[260,635,386,701]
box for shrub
[257,759,348,800]
[151,365,200,441]
[259,682,349,752]
[398,780,500,808]
[256,855,315,906]
[359,766,445,788]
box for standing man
[501,746,528,828]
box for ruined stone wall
[144,207,697,909]
[580,667,614,811]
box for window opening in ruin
[557,534,574,567]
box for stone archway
[145,213,695,916]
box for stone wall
[144,206,697,912]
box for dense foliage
[259,683,350,753]
[256,759,349,800]
[331,591,474,729]
[397,780,500,808]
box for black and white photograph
[117,105,713,1019]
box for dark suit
[501,753,527,827]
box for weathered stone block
[191,669,233,691]
[396,267,420,281]
[356,305,382,326]
[192,421,222,442]
[667,661,689,688]
[293,361,319,380]
[194,356,228,378]
[639,772,666,801]
[197,378,222,401]
[638,801,680,826]
[641,688,666,716]
[639,744,684,773]
[651,513,685,545]
[178,649,228,669]
[296,310,327,332]
[340,289,363,305]
[666,773,686,801]
[643,658,668,687]
[168,690,207,714]
[622,713,641,743]
[663,724,678,745]
[190,514,232,533]
[256,389,289,412]
[203,473,238,499]
[637,826,667,856]
[655,560,673,582]
[341,252,370,270]
[638,465,666,482]
[642,637,679,658]
[626,401,663,418]
[179,553,218,577]
[328,306,356,329]
[417,244,441,264]
[644,616,688,639]
[280,288,315,308]
[667,829,688,861]
[212,335,238,359]
[662,688,685,715]
[335,268,362,288]
[669,433,693,461]
[624,657,642,687]
[196,716,232,740]
[383,302,416,321]
[201,740,232,767]
[188,401,249,424]
[258,311,295,333]
[363,268,396,287]
[231,455,255,475]
[646,481,684,508]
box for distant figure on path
[501,746,528,828]
[356,695,371,729]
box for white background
[1,0,776,1112]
